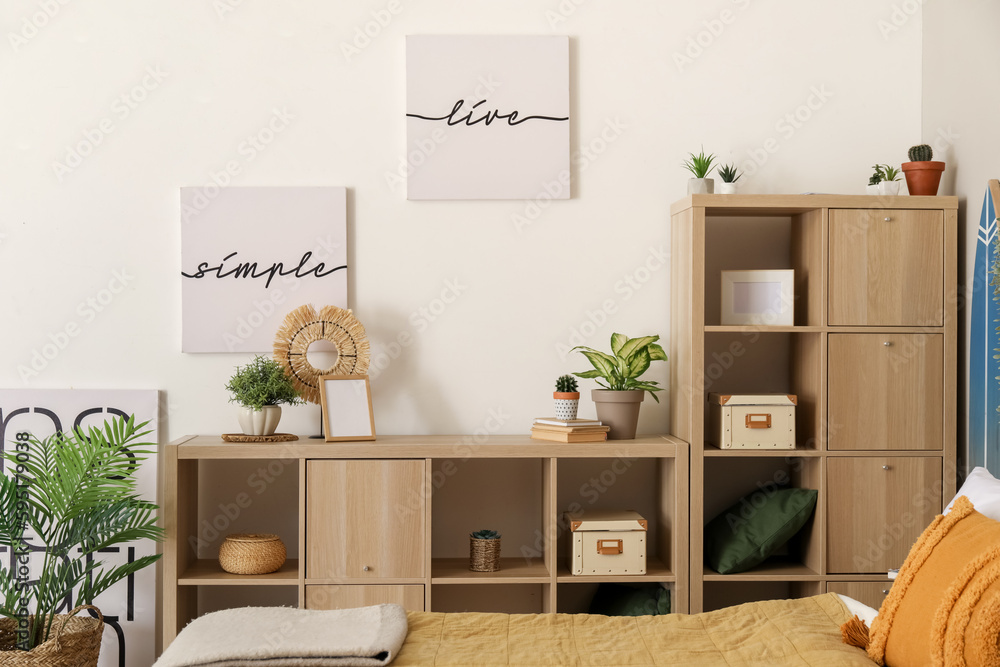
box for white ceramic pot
[237,405,282,436]
[718,182,737,195]
[878,180,900,196]
[553,393,580,421]
[687,178,714,195]
[865,184,879,195]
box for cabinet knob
[882,465,890,470]
[884,216,892,222]
[883,341,892,347]
[882,589,890,595]
[363,566,371,572]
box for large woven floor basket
[0,606,103,667]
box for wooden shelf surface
[171,434,682,460]
[431,558,549,584]
[178,559,300,585]
[704,446,821,457]
[556,556,674,583]
[670,193,958,216]
[704,325,823,333]
[703,560,820,582]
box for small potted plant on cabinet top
[469,529,501,572]
[878,164,902,196]
[717,163,742,194]
[554,374,580,420]
[573,333,667,440]
[226,355,304,436]
[867,164,884,194]
[901,144,945,195]
[683,147,716,195]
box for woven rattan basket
[0,606,103,667]
[219,533,286,575]
[469,537,501,572]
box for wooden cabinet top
[168,434,685,459]
[670,194,958,216]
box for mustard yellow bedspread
[393,593,874,666]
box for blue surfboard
[969,180,1000,474]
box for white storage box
[566,509,647,575]
[708,393,797,449]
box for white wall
[922,0,1000,473]
[0,0,923,443]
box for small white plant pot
[553,393,580,421]
[866,184,879,195]
[878,180,900,196]
[718,182,737,195]
[237,405,282,436]
[687,178,714,195]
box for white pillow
[945,466,1000,520]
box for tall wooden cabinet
[161,435,688,649]
[669,194,958,613]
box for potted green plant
[901,144,945,196]
[226,355,304,436]
[572,334,667,440]
[717,163,741,194]
[469,529,501,572]
[866,164,884,195]
[683,147,716,195]
[878,164,901,196]
[554,374,580,421]
[0,415,162,663]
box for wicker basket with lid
[219,533,286,575]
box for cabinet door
[307,460,425,579]
[827,457,940,573]
[828,334,943,450]
[305,585,424,611]
[827,582,892,611]
[829,209,944,326]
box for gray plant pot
[687,178,714,195]
[591,389,645,440]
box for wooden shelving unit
[669,193,958,612]
[162,434,689,648]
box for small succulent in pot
[717,163,742,194]
[683,146,716,194]
[902,143,945,196]
[878,164,902,196]
[554,374,581,421]
[470,529,501,540]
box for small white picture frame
[319,375,376,442]
[721,270,795,326]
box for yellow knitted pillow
[866,496,1000,667]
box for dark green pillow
[588,583,670,616]
[704,487,818,575]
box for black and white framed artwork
[406,35,570,200]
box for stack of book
[530,418,610,442]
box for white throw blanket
[155,604,409,667]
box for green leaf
[627,348,651,379]
[574,348,617,378]
[610,333,628,356]
[573,370,603,379]
[648,343,667,361]
[618,335,660,362]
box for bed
[392,593,873,666]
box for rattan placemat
[221,433,299,443]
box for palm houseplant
[573,333,667,440]
[226,355,304,436]
[682,147,716,195]
[0,415,162,664]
